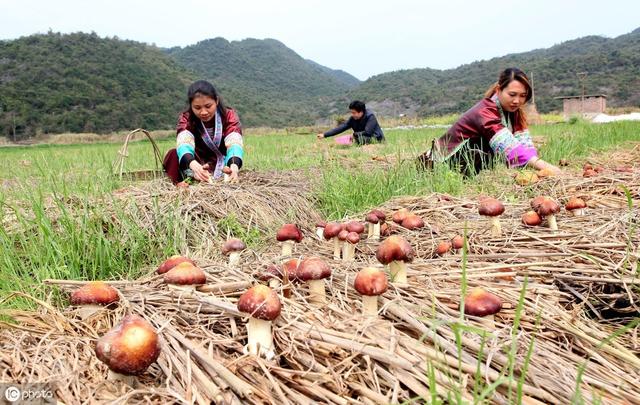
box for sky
[1,0,638,80]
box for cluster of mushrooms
[66,202,518,383]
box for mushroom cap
[222,166,232,175]
[522,211,542,226]
[156,255,195,275]
[365,213,380,224]
[380,222,396,236]
[221,238,247,255]
[376,236,415,265]
[345,221,365,234]
[354,267,388,296]
[163,262,207,285]
[258,264,284,282]
[435,241,452,256]
[346,231,360,244]
[478,198,504,217]
[95,314,161,376]
[534,197,560,217]
[583,168,598,178]
[70,282,120,306]
[565,197,586,211]
[323,222,343,239]
[276,224,303,243]
[337,229,349,241]
[282,258,302,282]
[316,220,327,228]
[451,235,465,250]
[401,214,425,230]
[530,196,546,211]
[237,285,282,321]
[464,288,503,317]
[392,208,410,224]
[296,257,332,282]
[371,209,386,221]
[583,163,593,171]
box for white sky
[1,0,638,80]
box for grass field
[1,120,639,306]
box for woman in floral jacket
[163,80,244,184]
[423,68,560,177]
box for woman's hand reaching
[189,161,212,182]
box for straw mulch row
[1,163,638,404]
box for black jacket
[324,110,385,144]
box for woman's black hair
[184,80,228,134]
[348,100,366,113]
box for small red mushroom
[297,257,332,304]
[354,267,388,316]
[463,288,503,329]
[401,214,425,230]
[237,285,281,360]
[478,198,505,237]
[222,238,246,267]
[70,281,120,320]
[163,262,207,290]
[376,236,415,284]
[522,211,542,227]
[565,197,586,217]
[323,222,343,260]
[276,224,303,256]
[156,255,196,275]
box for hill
[165,38,359,127]
[349,28,640,117]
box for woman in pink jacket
[163,80,244,184]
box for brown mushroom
[565,197,586,217]
[296,257,332,304]
[451,235,465,255]
[338,229,349,260]
[478,198,505,237]
[583,168,598,178]
[365,212,381,240]
[533,197,560,230]
[70,281,120,320]
[435,240,452,257]
[463,288,502,329]
[392,208,410,224]
[156,255,196,275]
[521,211,542,227]
[276,224,303,256]
[222,238,246,267]
[343,232,360,262]
[354,267,388,316]
[95,314,161,386]
[376,236,415,284]
[237,285,282,360]
[401,214,425,230]
[163,262,206,291]
[323,222,343,260]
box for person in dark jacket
[317,100,385,145]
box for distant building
[554,94,607,117]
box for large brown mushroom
[156,255,196,275]
[532,197,560,230]
[222,238,246,267]
[323,222,343,260]
[376,236,415,284]
[401,214,425,230]
[276,224,303,256]
[478,198,505,237]
[95,314,161,386]
[463,288,502,329]
[451,235,465,255]
[392,208,410,224]
[354,267,388,316]
[163,262,207,291]
[296,257,332,304]
[565,197,586,217]
[237,285,282,360]
[70,281,120,320]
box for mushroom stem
[343,244,356,262]
[77,304,103,320]
[362,295,379,316]
[572,208,585,217]
[332,238,341,260]
[268,279,281,290]
[107,370,137,387]
[281,240,294,257]
[367,223,374,239]
[228,252,241,267]
[373,222,381,239]
[223,173,231,183]
[245,317,274,359]
[168,285,196,294]
[341,242,348,261]
[389,261,407,284]
[316,227,324,240]
[547,215,558,231]
[490,217,502,237]
[480,314,496,330]
[307,280,326,304]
